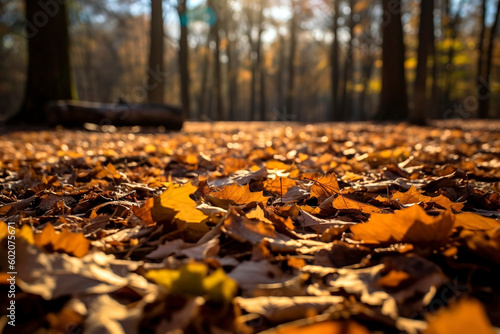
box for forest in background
[1,0,500,123]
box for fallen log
[45,100,184,130]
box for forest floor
[1,121,500,333]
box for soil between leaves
[1,121,499,333]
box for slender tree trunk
[277,33,286,110]
[208,0,224,120]
[197,42,210,119]
[147,0,165,103]
[331,0,340,121]
[224,25,238,121]
[412,0,434,125]
[286,2,297,119]
[177,1,190,118]
[359,57,374,121]
[377,0,408,120]
[13,0,75,124]
[340,0,355,120]
[257,0,266,121]
[429,30,439,119]
[443,0,464,107]
[478,0,500,118]
[476,0,487,118]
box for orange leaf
[350,205,455,245]
[275,320,370,334]
[393,186,464,212]
[332,195,382,214]
[310,173,340,202]
[424,299,494,334]
[454,212,500,231]
[34,224,90,258]
[263,177,296,195]
[207,183,269,209]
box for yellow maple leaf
[152,183,208,226]
[145,262,237,303]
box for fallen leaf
[264,176,296,195]
[350,205,455,245]
[424,299,494,334]
[207,183,269,208]
[145,262,237,303]
[332,195,382,214]
[34,224,91,258]
[454,212,500,231]
[310,173,340,202]
[153,183,207,224]
[392,186,464,212]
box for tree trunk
[208,0,224,120]
[13,0,75,124]
[476,0,487,118]
[359,57,374,121]
[177,1,191,118]
[224,21,238,121]
[340,0,355,120]
[377,0,408,121]
[257,0,266,121]
[277,32,286,110]
[412,0,434,125]
[478,0,500,118]
[330,0,340,121]
[147,0,165,104]
[286,2,297,119]
[443,0,465,108]
[197,42,210,119]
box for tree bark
[377,0,408,121]
[13,0,76,124]
[177,1,191,118]
[330,0,340,121]
[147,0,165,104]
[412,0,434,125]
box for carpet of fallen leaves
[1,121,500,333]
